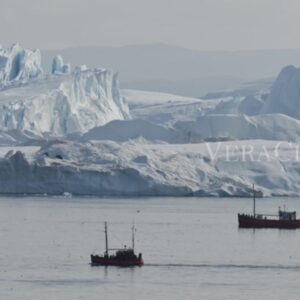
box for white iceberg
[0,44,130,136]
[51,55,71,75]
[0,43,43,86]
[0,139,298,197]
[261,65,300,119]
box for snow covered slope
[175,114,300,142]
[0,140,299,197]
[122,89,219,125]
[82,112,300,144]
[262,65,300,119]
[82,119,183,143]
[123,89,202,108]
[122,89,268,126]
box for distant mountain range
[42,43,300,97]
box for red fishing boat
[238,185,300,229]
[91,222,144,266]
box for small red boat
[91,222,144,267]
[238,185,300,229]
[238,212,300,229]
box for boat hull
[238,214,300,229]
[90,255,144,267]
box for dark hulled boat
[91,222,144,267]
[238,185,300,229]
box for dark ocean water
[1,196,300,300]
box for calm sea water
[1,196,300,300]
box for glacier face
[0,43,43,86]
[0,44,130,136]
[0,139,299,197]
[0,69,130,135]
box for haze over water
[1,196,300,300]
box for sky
[0,0,299,51]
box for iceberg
[175,113,300,142]
[0,139,298,197]
[0,44,300,197]
[0,43,43,86]
[0,44,130,136]
[51,55,71,75]
[261,65,300,119]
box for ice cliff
[0,139,298,197]
[0,43,43,86]
[0,44,130,135]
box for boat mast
[253,184,256,217]
[132,223,135,251]
[104,221,108,256]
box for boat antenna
[104,221,108,256]
[253,184,256,217]
[132,222,135,251]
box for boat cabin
[279,210,296,221]
[115,248,142,260]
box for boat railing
[108,248,133,251]
[279,210,296,220]
[257,214,278,217]
[239,213,279,219]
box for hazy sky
[0,0,299,51]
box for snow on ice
[0,43,300,197]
